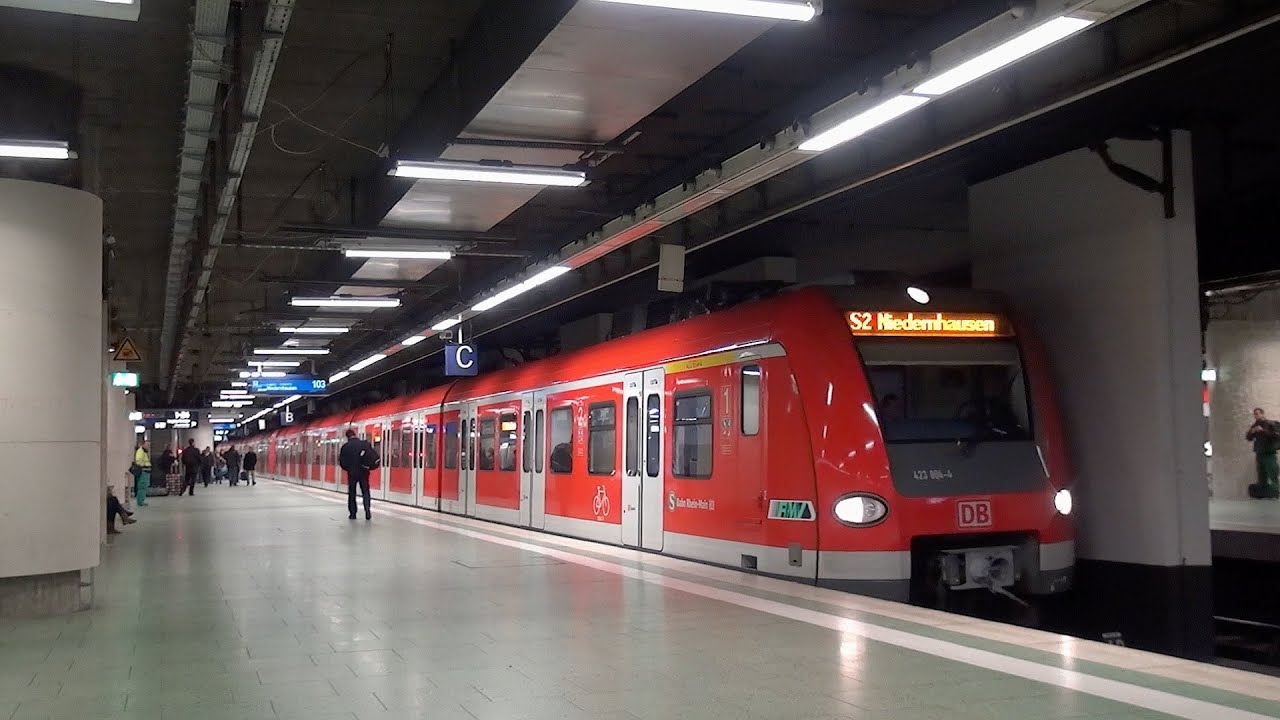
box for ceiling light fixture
[913,16,1095,97]
[278,327,350,334]
[248,361,301,368]
[212,400,254,408]
[348,354,386,373]
[328,371,351,384]
[401,335,426,347]
[799,94,932,153]
[0,139,75,160]
[472,266,572,313]
[252,348,330,356]
[391,160,587,187]
[239,371,288,378]
[431,317,462,332]
[345,249,454,261]
[595,0,816,22]
[290,296,401,309]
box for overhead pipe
[165,0,296,402]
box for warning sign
[113,337,143,363]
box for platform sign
[110,371,139,388]
[112,337,143,363]
[445,344,477,376]
[249,376,328,396]
[847,311,1013,339]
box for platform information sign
[249,376,328,396]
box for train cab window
[645,395,661,477]
[535,409,545,473]
[425,425,438,469]
[866,353,1031,444]
[588,402,616,475]
[625,397,640,475]
[522,411,532,473]
[673,391,713,478]
[741,365,761,436]
[444,421,459,469]
[499,413,517,472]
[478,418,496,471]
[549,406,573,474]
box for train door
[421,411,441,510]
[364,421,386,500]
[461,402,478,517]
[622,373,643,547]
[641,368,666,551]
[519,392,547,529]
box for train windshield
[859,339,1032,444]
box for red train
[248,286,1074,604]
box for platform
[2,483,1278,720]
[1211,498,1280,562]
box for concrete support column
[0,180,103,616]
[969,132,1211,658]
[103,359,137,520]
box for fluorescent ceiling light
[239,371,288,378]
[290,297,401,309]
[431,317,462,332]
[128,411,143,421]
[252,348,330,356]
[212,400,253,408]
[209,418,236,423]
[345,249,454,261]
[349,354,386,373]
[0,139,73,160]
[402,335,426,347]
[913,16,1094,97]
[279,327,350,334]
[799,94,931,153]
[595,0,816,21]
[472,266,572,313]
[392,160,587,187]
[273,395,303,409]
[230,381,248,388]
[220,390,252,397]
[249,361,301,368]
[328,371,351,383]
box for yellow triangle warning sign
[113,337,143,363]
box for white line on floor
[277,482,1277,720]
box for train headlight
[833,494,888,527]
[1054,488,1073,516]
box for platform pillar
[969,132,1212,658]
[0,179,103,616]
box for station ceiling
[0,0,1277,416]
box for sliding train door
[519,391,547,529]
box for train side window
[444,421,459,469]
[741,365,761,436]
[673,391,713,479]
[625,397,639,476]
[425,425,437,469]
[549,406,573,474]
[645,394,661,477]
[522,411,532,473]
[535,409,545,473]
[499,413,517,472]
[478,418,496,471]
[588,402,616,475]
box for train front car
[801,287,1073,607]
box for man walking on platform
[180,438,200,496]
[133,439,152,506]
[339,428,378,520]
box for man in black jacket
[243,448,258,486]
[180,439,201,496]
[339,428,377,520]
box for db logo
[956,500,993,529]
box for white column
[969,132,1210,657]
[0,180,103,614]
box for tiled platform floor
[3,481,1279,720]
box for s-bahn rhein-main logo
[668,492,714,511]
[847,311,1013,339]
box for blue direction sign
[249,376,328,396]
[444,344,477,376]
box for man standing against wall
[339,429,378,520]
[1246,407,1280,499]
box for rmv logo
[956,500,993,529]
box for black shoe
[349,514,356,520]
[365,512,371,520]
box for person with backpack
[1247,407,1280,499]
[339,429,379,520]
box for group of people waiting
[111,439,259,534]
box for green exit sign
[768,500,815,521]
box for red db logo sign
[957,500,993,529]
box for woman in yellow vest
[132,439,153,506]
